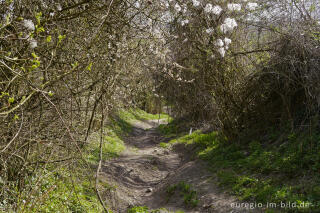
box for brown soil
[100,120,258,213]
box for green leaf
[13,114,19,120]
[48,91,54,97]
[35,12,42,25]
[36,26,45,33]
[72,61,79,69]
[58,34,66,45]
[46,35,52,42]
[31,52,39,59]
[31,64,38,70]
[86,62,93,71]
[8,97,14,104]
[33,59,40,67]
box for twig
[95,100,110,213]
[0,111,24,153]
[0,92,35,116]
[90,0,114,45]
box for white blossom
[183,38,188,43]
[218,47,225,57]
[182,4,188,13]
[174,3,182,12]
[204,3,213,13]
[227,3,241,11]
[247,2,258,10]
[215,39,224,47]
[192,0,200,7]
[224,37,232,46]
[220,18,238,33]
[181,19,189,26]
[205,28,214,34]
[134,1,140,8]
[29,39,37,49]
[23,19,35,31]
[212,5,222,15]
[42,2,48,8]
[57,4,62,11]
[49,12,55,17]
[161,0,169,8]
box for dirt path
[100,120,251,213]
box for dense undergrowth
[4,109,162,213]
[158,122,320,212]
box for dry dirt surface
[100,120,258,213]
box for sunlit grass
[157,123,320,211]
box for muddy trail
[100,120,250,213]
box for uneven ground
[100,120,255,213]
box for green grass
[17,167,104,213]
[118,108,170,124]
[127,206,149,213]
[159,130,217,151]
[127,206,184,213]
[85,129,125,164]
[166,181,199,208]
[158,123,320,212]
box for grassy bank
[118,108,171,124]
[158,123,320,213]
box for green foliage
[159,142,170,148]
[8,97,14,104]
[48,91,54,97]
[127,206,183,213]
[57,34,66,45]
[30,53,41,70]
[46,35,52,43]
[86,62,93,71]
[35,12,42,25]
[157,123,178,138]
[127,206,149,213]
